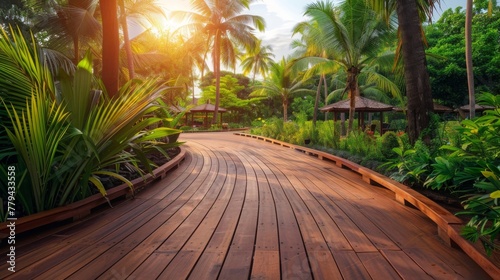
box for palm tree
[178,34,209,103]
[253,57,313,121]
[175,0,265,124]
[465,0,475,118]
[33,0,101,64]
[303,0,396,133]
[370,0,439,143]
[292,20,335,125]
[118,0,166,80]
[240,39,274,84]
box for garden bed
[0,147,185,239]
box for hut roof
[457,104,495,112]
[189,103,227,113]
[432,103,453,113]
[320,96,394,112]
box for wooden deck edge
[447,224,500,276]
[234,132,500,276]
[0,147,186,238]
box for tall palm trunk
[396,0,433,144]
[212,31,221,124]
[347,67,360,134]
[313,74,323,126]
[119,0,135,80]
[323,74,328,121]
[100,0,120,98]
[466,0,475,118]
[282,95,289,122]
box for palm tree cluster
[173,0,266,124]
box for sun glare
[157,0,192,33]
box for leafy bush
[389,119,407,131]
[0,27,181,219]
[382,140,433,187]
[380,131,400,159]
[317,121,341,149]
[425,93,500,253]
[340,130,376,157]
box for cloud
[250,1,309,59]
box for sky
[161,0,466,63]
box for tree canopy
[426,6,500,107]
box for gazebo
[456,104,495,119]
[188,102,227,128]
[320,96,395,134]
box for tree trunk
[466,0,475,118]
[323,74,328,121]
[346,67,359,134]
[283,97,288,122]
[212,32,221,124]
[119,0,135,80]
[313,74,323,126]
[100,0,120,98]
[396,0,434,144]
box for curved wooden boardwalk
[0,132,492,279]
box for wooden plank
[96,176,212,279]
[185,155,250,279]
[68,168,210,279]
[333,199,400,250]
[245,152,280,279]
[405,247,469,280]
[255,157,312,280]
[358,252,401,279]
[251,251,280,280]
[332,251,372,279]
[127,149,229,279]
[38,197,177,279]
[216,153,259,279]
[297,176,378,253]
[381,250,433,279]
[277,175,344,279]
[2,197,161,280]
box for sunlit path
[0,132,491,279]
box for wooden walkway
[0,132,492,279]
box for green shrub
[317,121,340,149]
[341,131,376,157]
[382,140,433,187]
[389,119,407,131]
[0,29,181,219]
[380,131,400,159]
[424,93,500,253]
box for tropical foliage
[426,7,500,107]
[426,93,500,254]
[301,0,398,133]
[252,57,314,121]
[0,26,181,219]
